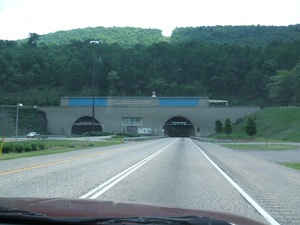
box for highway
[1,138,300,225]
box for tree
[66,58,86,91]
[223,118,232,136]
[28,33,40,48]
[215,119,223,136]
[107,70,122,95]
[245,115,257,137]
[268,63,300,106]
[25,63,42,85]
[268,69,294,105]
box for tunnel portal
[163,117,195,137]
[71,116,102,134]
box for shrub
[24,145,32,152]
[31,143,38,151]
[14,144,24,153]
[38,143,46,150]
[2,144,13,153]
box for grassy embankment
[0,139,121,160]
[231,107,300,142]
[0,132,140,160]
[221,107,300,170]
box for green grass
[231,107,300,142]
[222,144,298,150]
[254,108,300,141]
[108,136,127,142]
[0,140,122,160]
[282,163,300,170]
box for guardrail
[123,136,167,141]
[190,136,231,143]
[39,135,72,139]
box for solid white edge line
[80,139,177,199]
[189,139,280,225]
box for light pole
[15,103,23,141]
[90,40,99,132]
[0,104,37,141]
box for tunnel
[71,116,102,134]
[163,116,195,137]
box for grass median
[0,140,122,160]
[281,163,300,170]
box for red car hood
[0,197,266,225]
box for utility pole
[15,103,23,141]
[90,40,99,131]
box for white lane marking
[80,139,178,199]
[189,139,280,225]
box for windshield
[1,1,300,225]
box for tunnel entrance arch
[71,116,102,134]
[163,116,195,137]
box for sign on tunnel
[165,122,192,126]
[163,117,195,137]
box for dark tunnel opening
[163,117,195,137]
[71,116,102,135]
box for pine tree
[245,115,257,137]
[215,119,223,136]
[224,118,232,136]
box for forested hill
[16,24,300,47]
[28,27,168,46]
[1,25,300,107]
[171,25,300,45]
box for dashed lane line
[80,139,178,199]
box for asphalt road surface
[1,138,300,224]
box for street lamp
[0,103,37,141]
[15,103,23,141]
[90,40,99,131]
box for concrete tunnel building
[40,96,260,137]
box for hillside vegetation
[233,107,300,142]
[17,25,300,47]
[36,27,168,46]
[1,25,300,107]
[0,108,47,137]
[171,25,300,45]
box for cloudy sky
[0,0,299,40]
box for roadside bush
[14,144,24,153]
[24,145,32,152]
[2,144,13,153]
[31,143,38,151]
[38,143,46,150]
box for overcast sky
[0,0,299,40]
